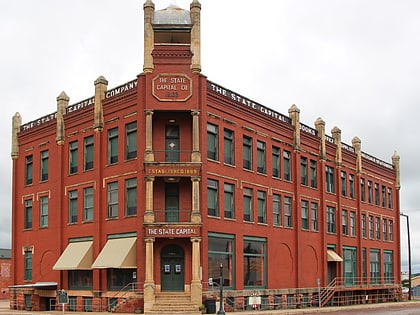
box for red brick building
[0,249,12,300]
[9,1,401,313]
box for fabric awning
[53,241,93,270]
[92,237,137,269]
[327,249,343,262]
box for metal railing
[108,282,144,312]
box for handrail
[108,282,144,312]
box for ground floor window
[107,268,136,291]
[69,270,93,290]
[83,297,92,312]
[208,233,234,288]
[68,297,77,312]
[370,249,380,284]
[384,250,393,284]
[244,237,266,288]
[343,246,357,285]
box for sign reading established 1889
[152,73,192,102]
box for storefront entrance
[160,244,184,291]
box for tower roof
[154,3,191,25]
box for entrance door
[161,244,184,291]
[165,183,179,222]
[327,262,336,284]
[165,125,180,162]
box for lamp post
[217,263,225,315]
[400,213,412,301]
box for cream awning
[92,237,137,269]
[327,249,343,262]
[53,241,93,270]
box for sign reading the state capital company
[152,73,192,102]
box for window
[69,141,78,174]
[273,194,281,226]
[349,174,355,199]
[283,150,291,181]
[375,217,380,240]
[256,141,266,174]
[207,123,218,160]
[300,157,308,186]
[224,129,234,165]
[341,171,346,197]
[208,234,234,288]
[342,209,348,236]
[24,249,32,281]
[350,212,356,237]
[243,136,252,170]
[361,214,366,238]
[125,178,137,216]
[125,122,137,160]
[370,249,380,284]
[243,188,253,222]
[83,187,94,221]
[69,270,93,290]
[326,206,336,233]
[326,166,335,193]
[383,218,388,241]
[40,196,48,227]
[310,160,317,188]
[84,136,94,171]
[368,215,374,239]
[224,183,235,219]
[244,237,266,287]
[311,202,318,231]
[284,196,292,227]
[107,182,118,218]
[107,269,136,291]
[257,191,266,223]
[367,180,373,203]
[362,248,367,284]
[384,251,393,284]
[272,146,280,178]
[360,178,366,202]
[68,190,78,223]
[301,200,309,230]
[387,188,393,209]
[381,185,386,207]
[207,179,218,216]
[24,200,32,229]
[343,247,357,286]
[375,183,380,205]
[25,155,33,185]
[108,128,118,164]
[40,150,49,181]
[389,221,393,241]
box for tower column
[144,176,155,223]
[191,110,201,162]
[191,177,201,223]
[190,237,202,306]
[145,110,155,162]
[144,237,156,313]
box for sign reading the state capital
[152,73,192,102]
[145,226,200,238]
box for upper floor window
[360,178,366,202]
[207,179,218,217]
[310,160,317,188]
[40,196,49,227]
[368,215,374,239]
[284,196,293,227]
[381,185,386,207]
[311,202,318,231]
[84,136,94,171]
[257,190,266,224]
[68,190,78,224]
[300,157,308,186]
[224,183,235,219]
[326,206,336,233]
[301,200,309,230]
[207,123,218,161]
[273,194,281,226]
[108,128,118,164]
[387,188,393,209]
[224,129,234,165]
[341,171,347,197]
[243,188,253,222]
[342,209,348,236]
[383,218,388,241]
[83,187,94,221]
[375,217,381,240]
[24,249,32,281]
[125,178,137,216]
[257,141,266,174]
[243,136,252,170]
[350,211,356,236]
[24,199,32,229]
[375,183,380,206]
[367,180,373,203]
[272,146,280,178]
[40,150,49,181]
[25,155,33,185]
[349,174,355,199]
[389,221,394,241]
[107,182,118,218]
[361,213,367,238]
[126,122,137,160]
[69,141,78,174]
[283,150,291,181]
[326,166,335,193]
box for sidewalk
[1,300,420,315]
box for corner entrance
[160,244,184,291]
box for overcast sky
[1,1,419,273]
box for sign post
[57,289,68,314]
